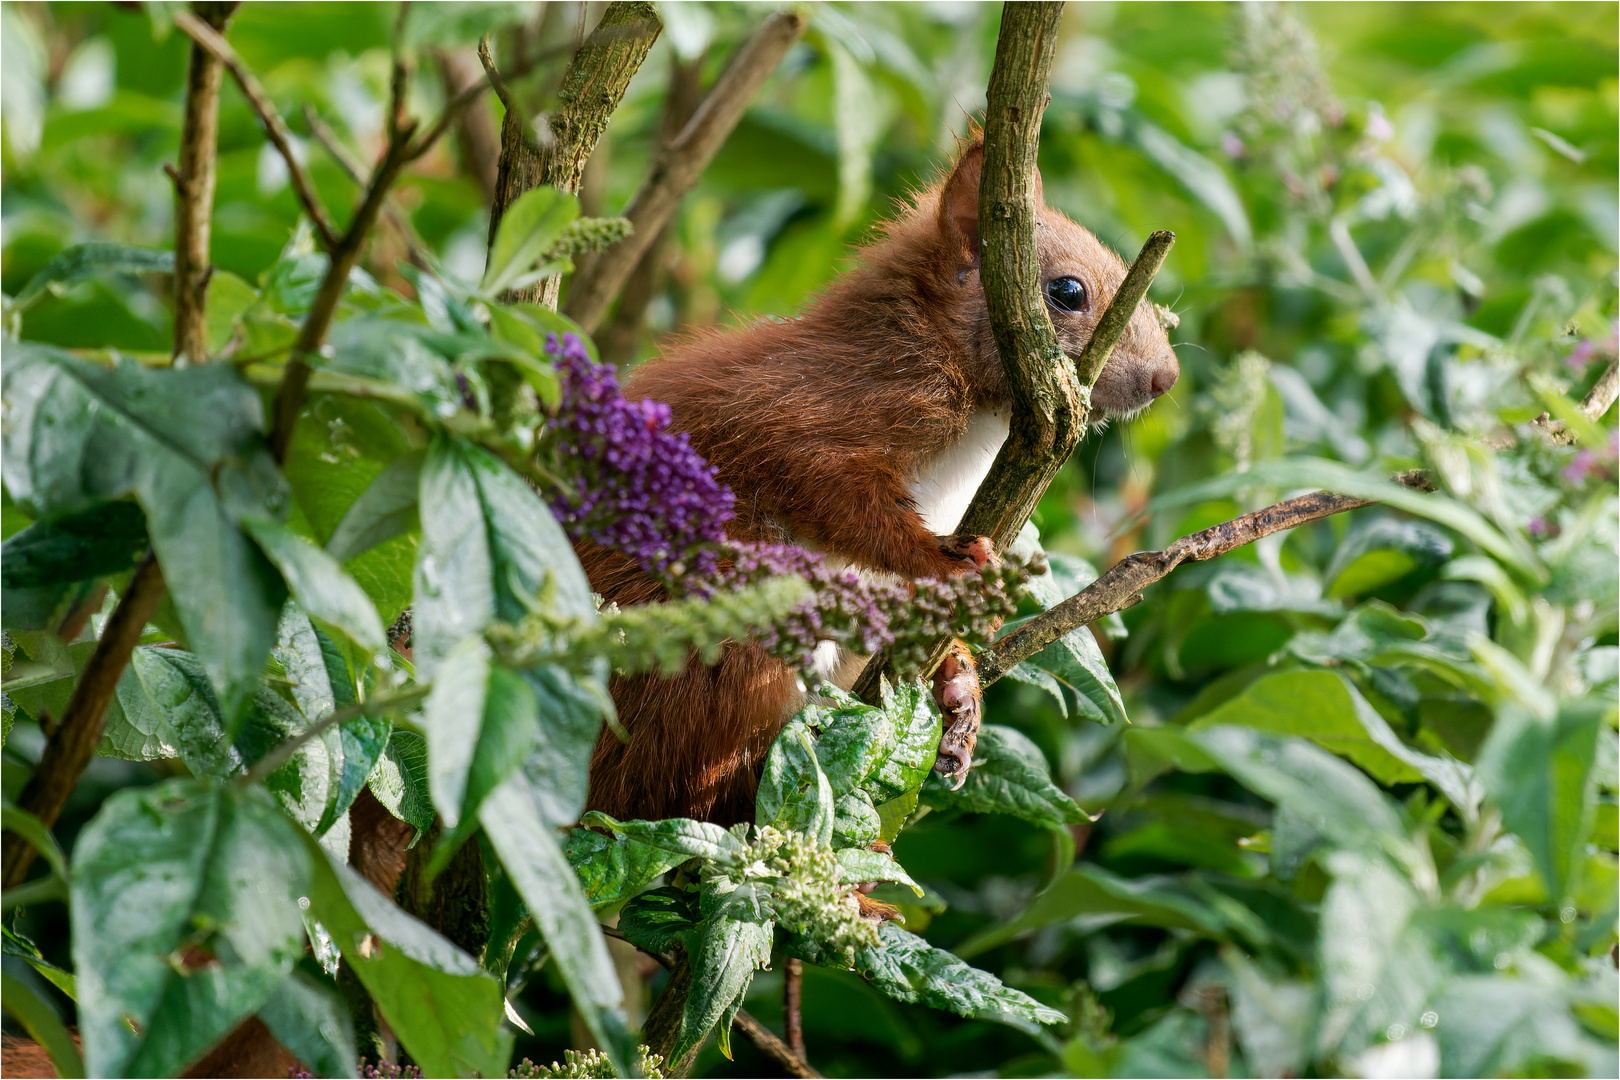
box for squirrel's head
[929,139,1179,418]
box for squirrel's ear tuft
[938,139,985,267]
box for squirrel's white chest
[908,408,1011,534]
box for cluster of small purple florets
[546,333,734,578]
[708,541,1037,675]
[542,333,1034,669]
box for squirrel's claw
[938,533,999,573]
[932,642,981,787]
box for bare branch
[853,2,1098,702]
[598,54,706,365]
[1584,357,1619,420]
[269,132,417,461]
[977,472,1437,687]
[1074,230,1176,390]
[733,1009,824,1080]
[784,956,807,1063]
[486,2,664,309]
[302,105,432,268]
[170,2,238,362]
[561,9,807,329]
[174,6,340,252]
[2,556,167,888]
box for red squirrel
[0,141,1177,1080]
[583,138,1178,825]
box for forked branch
[175,7,340,251]
[978,476,1432,686]
[562,9,808,329]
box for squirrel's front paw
[938,534,998,573]
[932,641,981,789]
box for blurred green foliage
[2,2,1616,1078]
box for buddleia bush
[1,3,1615,1080]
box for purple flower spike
[546,333,735,578]
[1566,338,1597,370]
[1561,448,1599,484]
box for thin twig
[2,556,167,888]
[1074,231,1176,391]
[239,685,431,786]
[561,9,806,330]
[301,105,431,268]
[174,7,340,251]
[1583,357,1619,420]
[170,2,238,363]
[599,929,822,1078]
[978,474,1435,686]
[733,1009,824,1080]
[784,957,806,1063]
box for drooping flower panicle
[546,333,735,576]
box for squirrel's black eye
[1045,276,1088,312]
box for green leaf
[863,680,943,803]
[127,646,300,778]
[274,608,389,836]
[1323,516,1454,598]
[756,720,835,844]
[203,270,258,356]
[957,863,1226,957]
[1313,848,1424,1056]
[324,449,424,564]
[564,829,686,910]
[10,242,174,313]
[921,724,1091,828]
[3,344,288,723]
[618,887,701,954]
[283,394,419,626]
[519,663,608,831]
[257,969,358,1080]
[422,639,538,831]
[1431,972,1617,1078]
[369,729,435,834]
[2,926,76,1000]
[855,922,1066,1029]
[300,835,511,1079]
[2,972,85,1078]
[243,516,385,654]
[413,436,594,678]
[482,187,580,296]
[1189,726,1421,872]
[1475,697,1608,903]
[2,797,67,883]
[1188,669,1420,784]
[832,789,882,847]
[480,777,636,1076]
[1,500,146,632]
[1122,726,1220,792]
[835,848,921,895]
[1004,620,1128,724]
[71,781,309,1079]
[677,903,772,1064]
[810,697,897,795]
[582,812,749,866]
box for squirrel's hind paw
[932,642,981,786]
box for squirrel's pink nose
[1149,357,1179,398]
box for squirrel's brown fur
[584,139,1177,824]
